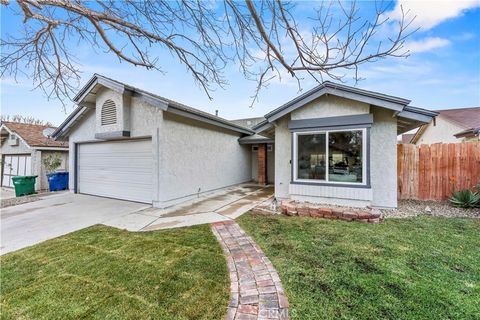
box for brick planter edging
[281,200,383,224]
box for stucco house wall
[369,106,397,208]
[67,88,252,208]
[158,113,251,206]
[273,95,397,208]
[414,116,465,145]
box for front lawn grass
[0,225,229,319]
[238,214,480,319]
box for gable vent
[101,99,117,125]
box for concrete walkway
[105,184,274,231]
[211,221,289,320]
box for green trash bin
[12,175,38,197]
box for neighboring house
[0,122,69,190]
[53,74,436,208]
[411,107,480,145]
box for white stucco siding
[369,106,397,208]
[415,116,465,145]
[291,95,370,120]
[157,113,251,206]
[274,117,291,199]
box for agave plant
[449,189,480,208]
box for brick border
[281,200,383,223]
[211,221,289,320]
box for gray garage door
[78,139,153,203]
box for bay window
[293,128,367,185]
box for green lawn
[238,214,480,320]
[0,225,229,320]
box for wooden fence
[397,142,480,200]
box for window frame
[292,127,368,187]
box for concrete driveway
[1,193,149,255]
[1,184,274,255]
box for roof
[253,82,437,135]
[259,81,411,125]
[230,117,266,129]
[1,122,68,148]
[238,134,274,145]
[436,107,480,129]
[53,74,254,139]
[411,107,480,143]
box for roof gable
[262,81,411,123]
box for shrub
[449,189,480,208]
[42,154,62,175]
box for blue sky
[1,1,479,126]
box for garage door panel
[78,139,153,203]
[2,155,31,188]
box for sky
[1,0,479,126]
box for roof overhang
[454,127,480,139]
[397,106,439,135]
[238,134,274,145]
[53,74,253,139]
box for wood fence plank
[397,142,480,200]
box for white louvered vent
[101,99,117,125]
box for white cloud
[387,0,480,30]
[404,37,450,53]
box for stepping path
[211,221,289,320]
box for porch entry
[251,143,274,185]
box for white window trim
[292,128,367,186]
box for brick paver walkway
[211,221,289,320]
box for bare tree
[1,0,415,106]
[1,114,53,126]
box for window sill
[290,181,371,189]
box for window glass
[297,133,326,180]
[328,130,363,183]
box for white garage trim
[77,139,153,203]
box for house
[53,74,437,208]
[411,107,480,145]
[1,122,69,190]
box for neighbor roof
[53,74,254,139]
[411,107,480,143]
[436,107,480,129]
[1,122,68,148]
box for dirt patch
[1,194,41,209]
[383,199,479,219]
